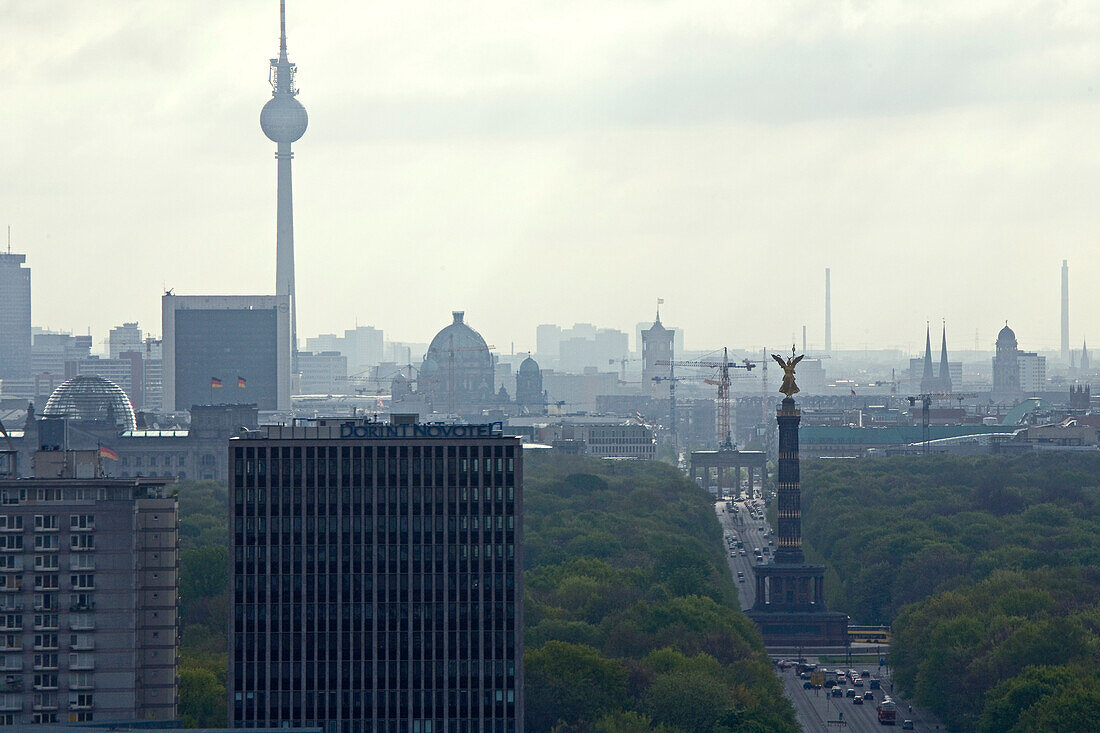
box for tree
[178,666,226,727]
[525,642,629,730]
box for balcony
[32,681,58,691]
[68,558,94,571]
[0,545,22,554]
[68,659,94,672]
[0,602,22,613]
[0,559,23,572]
[0,699,20,712]
[0,584,22,593]
[69,523,94,533]
[32,563,58,573]
[69,544,93,553]
[68,622,94,632]
[69,601,94,613]
[69,640,93,652]
[32,701,58,711]
[0,677,22,692]
[0,642,22,653]
[32,662,58,672]
[0,524,21,533]
[69,701,92,711]
[0,622,21,633]
[68,680,93,691]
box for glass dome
[42,375,137,431]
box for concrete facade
[0,454,177,724]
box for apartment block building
[0,450,177,724]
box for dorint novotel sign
[338,421,505,439]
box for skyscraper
[0,252,31,381]
[228,416,524,730]
[261,0,308,356]
[824,268,831,354]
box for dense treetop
[799,454,1100,731]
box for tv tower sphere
[261,94,308,143]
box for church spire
[939,322,952,393]
[920,323,935,392]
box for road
[715,498,944,732]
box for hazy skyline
[5,1,1100,355]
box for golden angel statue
[771,352,803,397]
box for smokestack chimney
[825,268,832,354]
[1062,260,1070,362]
[802,325,807,354]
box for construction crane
[657,348,755,451]
[609,356,641,381]
[906,392,978,453]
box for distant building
[515,356,544,412]
[1017,351,1047,394]
[919,324,953,394]
[297,351,348,394]
[992,323,1021,401]
[162,294,292,412]
[1069,385,1090,410]
[0,450,178,724]
[1081,340,1091,372]
[419,312,496,413]
[107,323,143,360]
[0,253,31,382]
[641,313,674,396]
[305,326,384,376]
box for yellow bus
[848,625,891,644]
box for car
[738,576,745,583]
[863,691,874,701]
[831,687,843,697]
[799,672,811,680]
[852,696,864,705]
[845,688,856,698]
[803,681,814,689]
[853,678,864,687]
[861,670,871,678]
[901,721,914,730]
[740,549,746,556]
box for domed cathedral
[420,312,496,413]
[516,356,545,413]
[993,322,1021,401]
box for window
[33,634,57,650]
[70,535,94,551]
[33,594,55,612]
[32,516,57,532]
[69,515,93,531]
[0,516,21,531]
[32,654,57,671]
[0,616,19,631]
[33,615,57,631]
[33,535,58,551]
[33,575,58,591]
[0,536,23,551]
[33,555,58,571]
[69,671,93,688]
[69,575,94,591]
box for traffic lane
[777,668,891,733]
[715,504,754,608]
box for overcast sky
[4,1,1100,356]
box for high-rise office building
[0,253,32,381]
[228,416,523,731]
[162,294,292,412]
[0,450,178,724]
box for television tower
[261,0,308,356]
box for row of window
[0,515,94,532]
[0,535,95,551]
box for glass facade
[229,432,522,732]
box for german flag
[237,377,247,388]
[99,446,119,461]
[211,377,223,388]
